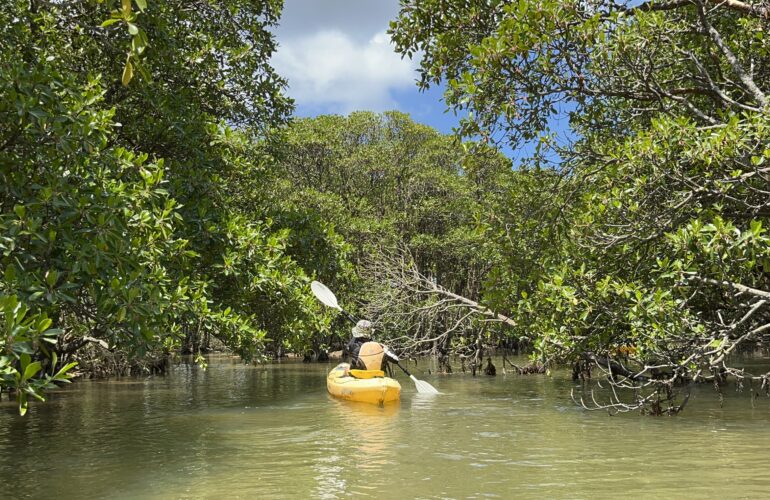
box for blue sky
[270,0,559,164]
[271,0,460,135]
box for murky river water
[2,355,770,499]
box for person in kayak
[346,319,374,369]
[346,320,396,373]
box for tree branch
[694,0,768,108]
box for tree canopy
[391,0,770,413]
[0,0,328,413]
[266,111,513,362]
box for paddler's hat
[352,320,373,338]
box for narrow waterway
[1,356,769,499]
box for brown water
[1,356,770,499]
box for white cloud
[272,30,418,114]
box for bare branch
[694,0,768,108]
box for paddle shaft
[392,360,414,378]
[340,309,358,325]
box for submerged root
[484,357,496,376]
[69,344,172,378]
[503,357,546,375]
[571,379,691,416]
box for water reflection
[331,399,401,462]
[311,398,402,497]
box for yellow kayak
[327,363,401,405]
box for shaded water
[2,355,770,499]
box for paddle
[310,281,358,324]
[382,347,440,395]
[311,280,440,395]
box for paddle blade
[410,374,440,394]
[311,281,341,310]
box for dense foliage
[0,0,337,413]
[391,0,770,412]
[267,111,513,360]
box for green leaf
[53,362,78,380]
[135,0,147,11]
[4,265,16,282]
[37,317,52,333]
[127,22,139,35]
[13,343,36,355]
[100,18,121,28]
[131,33,147,54]
[122,58,134,86]
[20,353,31,371]
[18,392,28,416]
[23,361,42,382]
